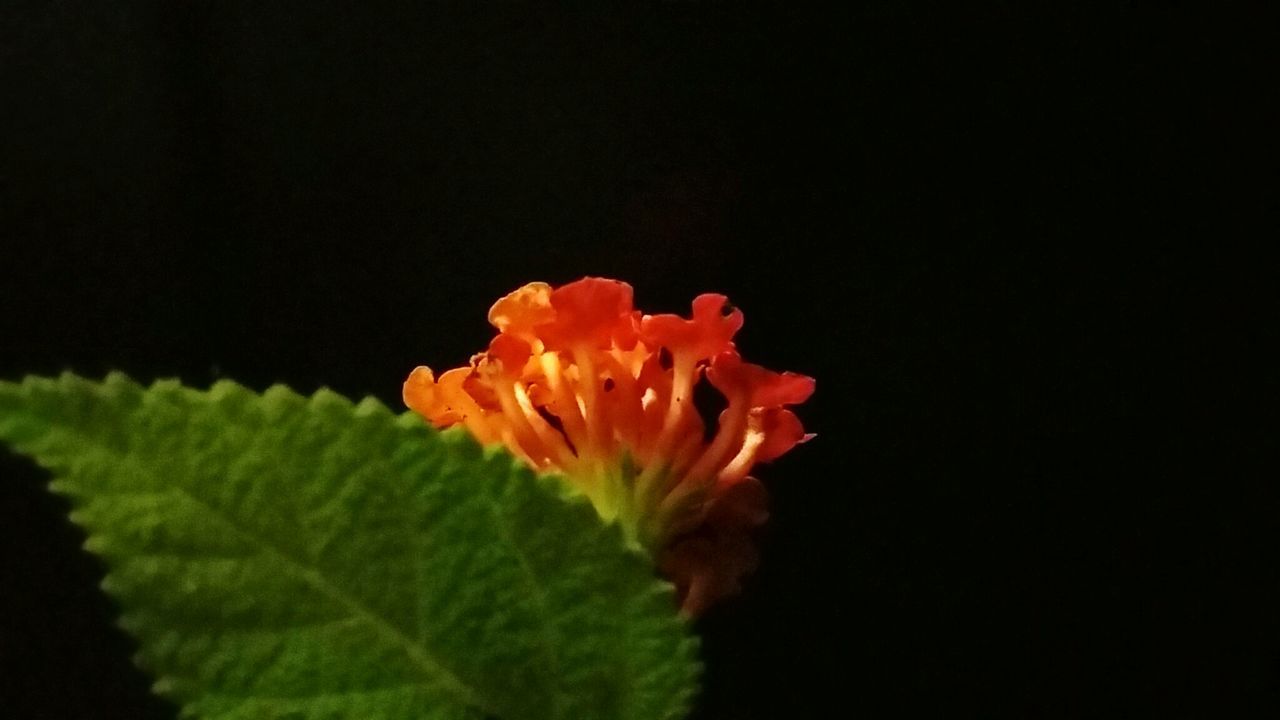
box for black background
[0,2,1271,718]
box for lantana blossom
[404,277,814,615]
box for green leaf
[0,373,700,720]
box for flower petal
[707,351,816,407]
[641,292,743,361]
[403,366,454,424]
[541,277,636,349]
[484,334,534,376]
[488,281,555,337]
[755,408,814,463]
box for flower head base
[405,277,814,615]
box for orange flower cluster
[404,277,814,615]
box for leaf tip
[310,386,354,412]
[262,383,307,412]
[151,676,177,696]
[208,378,248,401]
[353,395,392,419]
[103,369,137,387]
[82,533,110,555]
[101,574,123,596]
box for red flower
[404,277,814,615]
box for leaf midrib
[485,483,566,717]
[78,433,504,719]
